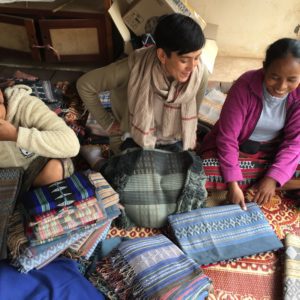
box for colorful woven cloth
[102,148,207,228]
[13,222,102,273]
[8,202,120,273]
[70,220,112,259]
[14,79,64,105]
[88,172,119,208]
[89,234,212,300]
[28,197,106,242]
[202,153,300,191]
[168,203,283,266]
[0,168,23,259]
[284,233,300,300]
[12,205,119,273]
[22,172,95,216]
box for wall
[190,0,300,58]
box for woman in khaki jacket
[77,13,208,154]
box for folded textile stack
[69,172,120,260]
[88,234,213,300]
[7,172,120,272]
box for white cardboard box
[108,0,218,73]
[122,0,206,36]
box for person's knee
[32,159,64,187]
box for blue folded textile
[168,203,283,265]
[89,234,212,299]
[22,172,95,216]
[0,257,105,300]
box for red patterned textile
[204,252,283,300]
[107,226,161,239]
[201,150,300,191]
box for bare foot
[14,70,38,81]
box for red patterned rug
[108,193,299,299]
[204,252,283,299]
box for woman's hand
[227,181,247,210]
[0,119,18,141]
[251,176,277,205]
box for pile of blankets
[7,171,120,273]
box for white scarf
[127,46,203,150]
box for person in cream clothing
[0,84,80,187]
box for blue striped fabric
[168,203,283,266]
[22,172,95,216]
[101,234,212,299]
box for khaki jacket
[77,56,208,153]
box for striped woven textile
[22,172,95,216]
[7,208,28,259]
[201,151,300,191]
[28,197,106,242]
[70,220,112,259]
[168,203,283,266]
[26,204,120,248]
[9,203,120,273]
[14,222,103,273]
[89,234,212,299]
[28,196,104,225]
[7,199,120,273]
[284,233,300,299]
[88,172,119,208]
[0,168,23,259]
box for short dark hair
[153,13,205,56]
[263,38,300,69]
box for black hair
[153,13,205,57]
[263,38,300,69]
